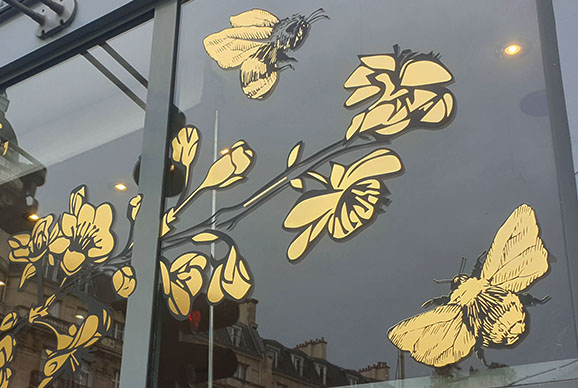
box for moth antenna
[433,278,452,284]
[308,14,330,24]
[306,8,325,21]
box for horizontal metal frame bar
[0,0,157,89]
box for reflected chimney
[359,362,390,381]
[295,337,327,360]
[239,298,258,328]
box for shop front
[1,1,578,387]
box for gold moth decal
[388,204,550,367]
[203,8,328,100]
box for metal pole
[2,0,45,25]
[208,109,219,388]
[119,0,180,387]
[38,0,64,15]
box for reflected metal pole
[208,109,219,388]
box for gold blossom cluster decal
[344,46,454,141]
[159,45,456,312]
[2,186,142,386]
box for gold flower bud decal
[128,194,142,222]
[284,149,402,261]
[8,214,57,288]
[160,253,207,319]
[207,245,253,305]
[192,231,254,305]
[0,314,17,333]
[198,140,255,190]
[112,266,137,298]
[344,46,455,141]
[171,126,200,185]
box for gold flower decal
[49,186,116,276]
[198,140,255,190]
[8,214,57,288]
[38,308,111,388]
[344,46,455,141]
[112,266,137,298]
[193,231,254,305]
[284,149,402,261]
[0,335,15,388]
[160,253,207,319]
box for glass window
[0,19,152,388]
[161,1,578,387]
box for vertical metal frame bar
[119,0,180,386]
[537,0,578,350]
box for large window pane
[0,20,152,388]
[159,1,578,387]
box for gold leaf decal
[388,204,550,367]
[192,232,220,243]
[284,149,402,261]
[128,194,143,221]
[113,266,137,298]
[160,254,207,319]
[204,8,327,99]
[208,246,253,304]
[160,207,177,238]
[344,46,455,140]
[19,264,36,289]
[171,126,200,185]
[287,141,304,168]
[198,140,255,190]
[0,314,17,333]
[1,141,8,157]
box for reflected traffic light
[159,293,239,387]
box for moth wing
[203,26,273,69]
[240,44,279,99]
[481,204,549,293]
[388,304,475,367]
[230,9,279,27]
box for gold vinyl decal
[204,8,328,100]
[388,204,550,367]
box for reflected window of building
[112,320,124,341]
[291,354,304,376]
[228,325,242,347]
[315,362,327,385]
[347,375,358,386]
[74,363,93,387]
[234,363,249,381]
[47,300,60,318]
[113,370,120,388]
[266,345,279,368]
